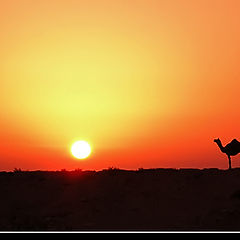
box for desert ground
[1,168,240,231]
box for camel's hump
[231,139,240,144]
[228,139,240,148]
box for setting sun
[1,0,240,232]
[71,141,92,160]
[0,0,240,171]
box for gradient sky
[1,0,240,171]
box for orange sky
[0,0,240,171]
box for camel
[214,138,240,170]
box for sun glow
[71,141,92,160]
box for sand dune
[1,168,240,231]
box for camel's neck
[216,141,225,153]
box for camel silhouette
[214,138,240,170]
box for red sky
[0,0,240,171]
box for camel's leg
[228,155,232,170]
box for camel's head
[214,138,221,144]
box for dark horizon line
[1,167,237,173]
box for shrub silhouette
[13,168,22,173]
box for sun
[71,140,92,159]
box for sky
[0,0,240,171]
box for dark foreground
[1,168,240,231]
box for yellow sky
[0,0,240,170]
